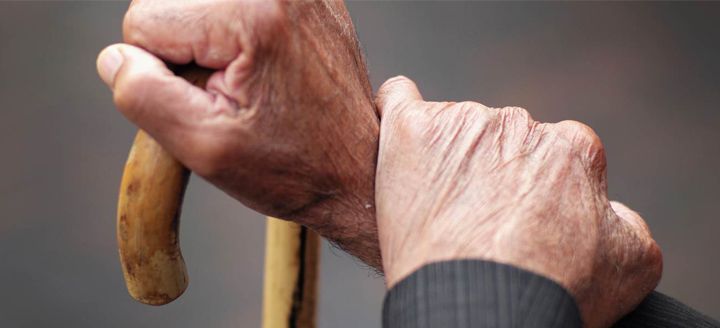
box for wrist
[289,185,381,270]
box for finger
[375,76,423,118]
[97,43,229,172]
[122,1,281,69]
[97,43,213,128]
[123,2,237,67]
[609,200,663,277]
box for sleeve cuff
[613,291,720,328]
[383,260,582,328]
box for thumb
[375,76,423,118]
[97,43,214,131]
[97,44,225,170]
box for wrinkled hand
[97,0,381,268]
[374,76,663,327]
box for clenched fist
[374,76,663,328]
[97,0,381,268]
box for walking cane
[116,65,319,327]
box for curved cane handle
[116,66,210,305]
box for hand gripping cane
[116,64,319,327]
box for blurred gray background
[0,1,718,327]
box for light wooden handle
[116,66,210,305]
[117,130,190,305]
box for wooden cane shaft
[262,217,320,328]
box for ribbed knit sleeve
[382,260,582,328]
[613,291,720,328]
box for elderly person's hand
[97,0,381,267]
[374,76,663,328]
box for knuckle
[627,210,653,238]
[554,120,606,169]
[613,201,662,265]
[235,1,287,48]
[647,241,664,278]
[391,104,429,139]
[455,101,485,112]
[121,7,144,44]
[555,120,602,148]
[455,101,495,124]
[379,76,416,100]
[376,76,421,115]
[499,106,533,121]
[384,75,413,89]
[635,227,663,284]
[496,106,534,134]
[611,201,663,285]
[253,0,285,29]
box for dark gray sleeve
[382,260,720,328]
[382,260,582,328]
[613,291,720,328]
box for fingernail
[97,46,124,88]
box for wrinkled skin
[97,0,381,268]
[374,76,663,328]
[98,1,664,326]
